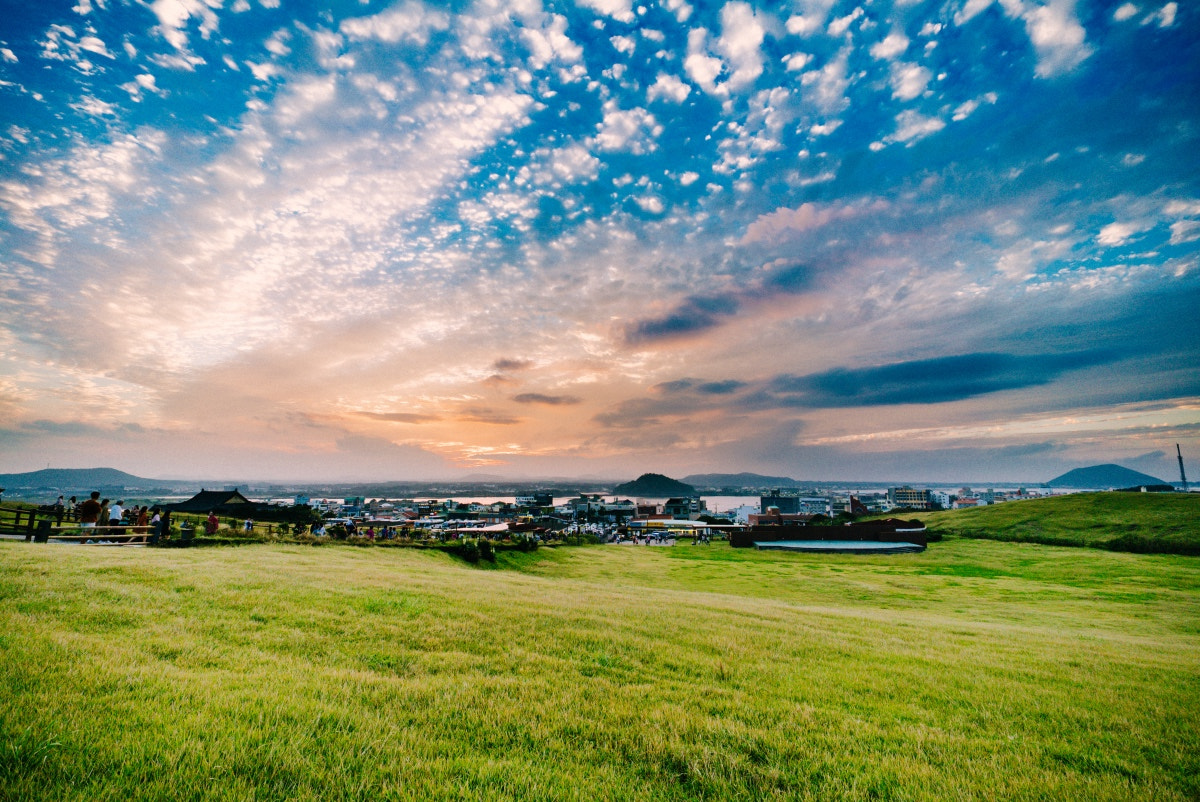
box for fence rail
[0,505,45,540]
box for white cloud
[610,35,636,55]
[891,109,945,143]
[1,48,17,63]
[577,0,635,23]
[264,29,291,57]
[890,62,930,100]
[952,93,998,121]
[783,52,811,71]
[684,4,767,96]
[150,0,220,52]
[1113,3,1139,21]
[38,24,115,73]
[647,72,691,102]
[827,8,863,37]
[679,171,700,185]
[71,95,118,116]
[1169,220,1200,244]
[800,48,850,113]
[150,51,205,71]
[716,2,766,91]
[953,99,980,121]
[870,30,909,60]
[664,0,693,23]
[955,0,994,25]
[120,72,165,100]
[684,29,724,95]
[955,0,1091,76]
[522,14,582,69]
[246,60,281,82]
[1150,2,1177,27]
[594,101,661,154]
[0,131,164,249]
[524,143,601,186]
[340,2,450,45]
[1164,200,1200,244]
[1096,221,1141,246]
[1164,200,1200,217]
[741,201,859,244]
[1022,0,1092,77]
[77,35,113,59]
[635,195,665,214]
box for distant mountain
[613,473,697,497]
[0,467,168,495]
[1047,464,1167,489]
[682,472,802,489]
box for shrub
[478,538,496,562]
[511,534,538,552]
[457,539,480,564]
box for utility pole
[1178,444,1189,492]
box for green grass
[914,492,1200,554]
[2,539,1198,800]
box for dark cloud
[512,393,582,405]
[754,350,1119,408]
[457,408,521,425]
[17,420,120,436]
[357,411,441,424]
[623,295,735,344]
[761,263,816,293]
[654,378,746,395]
[492,358,532,372]
[623,261,820,345]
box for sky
[0,0,1198,485]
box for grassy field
[914,492,1200,554]
[2,537,1198,801]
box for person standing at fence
[54,496,65,525]
[108,500,124,527]
[79,492,102,530]
[205,511,219,534]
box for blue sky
[1,0,1197,483]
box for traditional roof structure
[167,489,256,514]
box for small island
[612,473,697,497]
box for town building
[887,486,932,510]
[663,497,706,518]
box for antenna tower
[1178,444,1189,492]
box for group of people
[67,491,168,534]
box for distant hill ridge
[0,467,158,490]
[682,472,802,488]
[1047,464,1167,488]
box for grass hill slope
[918,492,1200,555]
[1,540,1198,800]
